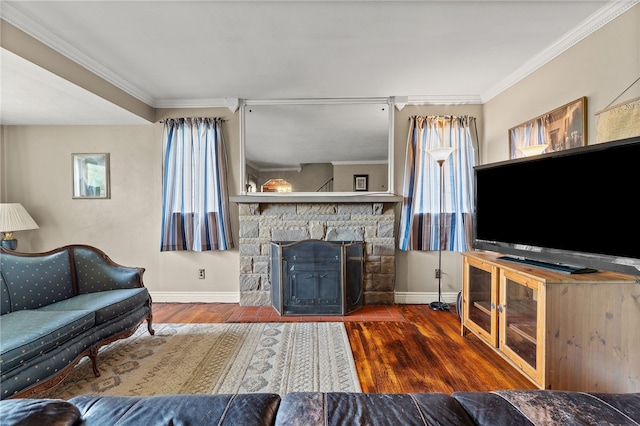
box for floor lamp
[428,147,454,311]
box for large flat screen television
[473,136,640,276]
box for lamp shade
[428,147,454,163]
[0,203,39,233]
[519,144,549,157]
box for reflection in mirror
[242,99,392,194]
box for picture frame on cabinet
[509,97,587,159]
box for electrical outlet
[435,269,441,279]
[198,269,205,279]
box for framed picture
[354,174,368,192]
[72,153,110,199]
[509,97,587,159]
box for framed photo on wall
[509,97,587,159]
[354,174,368,192]
[72,153,110,199]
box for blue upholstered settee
[0,244,154,400]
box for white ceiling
[0,0,637,125]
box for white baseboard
[150,292,239,303]
[394,291,460,305]
[150,291,459,305]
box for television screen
[473,136,640,276]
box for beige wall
[2,107,242,302]
[333,163,387,192]
[2,5,637,303]
[483,4,640,165]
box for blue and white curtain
[161,118,234,251]
[398,115,476,251]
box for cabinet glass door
[500,270,542,383]
[463,257,498,347]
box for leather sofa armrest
[453,390,640,426]
[0,399,81,426]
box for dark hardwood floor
[152,303,536,394]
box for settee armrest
[71,245,146,294]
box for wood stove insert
[270,240,364,316]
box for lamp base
[429,301,450,311]
[1,239,17,250]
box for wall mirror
[241,98,393,194]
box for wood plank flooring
[152,303,536,394]
[226,305,405,322]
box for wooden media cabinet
[461,251,639,392]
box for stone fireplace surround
[233,195,401,307]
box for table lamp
[0,203,39,250]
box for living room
[1,2,639,423]
[1,3,637,305]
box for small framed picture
[354,174,368,192]
[72,153,110,199]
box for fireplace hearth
[270,240,364,316]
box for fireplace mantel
[231,194,402,204]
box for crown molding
[154,97,240,112]
[480,0,640,102]
[0,3,155,106]
[331,160,388,166]
[244,97,390,106]
[403,95,483,106]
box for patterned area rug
[33,322,361,399]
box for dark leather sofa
[2,390,639,425]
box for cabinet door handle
[491,302,496,309]
[498,305,504,313]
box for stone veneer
[237,202,397,306]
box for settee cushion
[69,393,281,426]
[276,392,476,426]
[39,288,150,325]
[0,310,95,372]
[73,247,141,293]
[2,334,96,400]
[0,398,81,426]
[1,251,74,311]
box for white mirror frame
[239,97,394,196]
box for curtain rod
[408,115,476,120]
[158,117,227,123]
